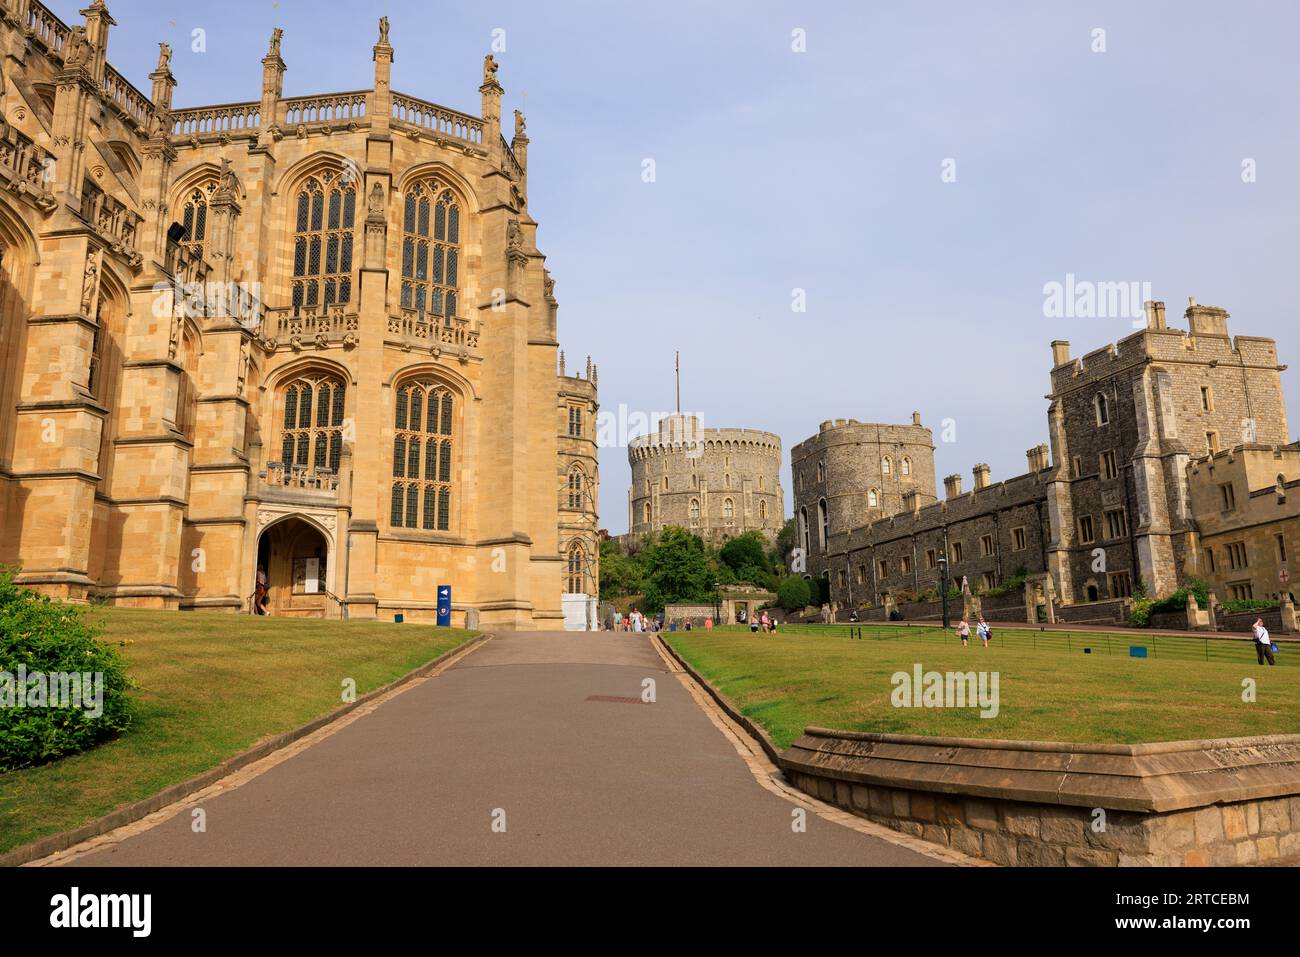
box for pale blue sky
[68,0,1300,533]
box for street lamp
[937,554,950,629]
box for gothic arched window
[1095,393,1110,426]
[390,379,455,531]
[292,171,356,316]
[882,456,892,475]
[902,457,911,476]
[759,500,767,520]
[689,498,700,525]
[817,498,829,550]
[400,182,460,323]
[280,372,346,472]
[868,488,879,508]
[566,542,585,594]
[723,497,735,522]
[180,182,215,261]
[567,466,585,509]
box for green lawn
[0,607,474,855]
[666,623,1300,749]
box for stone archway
[255,516,331,617]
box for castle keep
[627,413,784,546]
[0,3,599,628]
[793,300,1295,613]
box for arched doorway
[255,516,331,617]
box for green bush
[1148,579,1212,615]
[1220,598,1279,615]
[0,569,133,770]
[776,576,812,612]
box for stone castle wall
[628,414,783,546]
[797,302,1293,612]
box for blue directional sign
[436,585,452,627]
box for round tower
[789,413,937,555]
[628,414,784,545]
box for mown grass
[666,623,1300,749]
[0,608,473,854]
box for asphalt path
[64,631,938,866]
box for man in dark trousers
[1253,618,1276,666]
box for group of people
[748,610,778,634]
[955,615,992,647]
[950,613,1280,664]
[611,608,661,633]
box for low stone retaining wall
[783,728,1300,866]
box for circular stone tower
[789,413,937,555]
[628,414,784,546]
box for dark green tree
[776,575,812,611]
[640,526,718,612]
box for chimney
[1185,297,1230,338]
[1143,299,1168,330]
[1026,443,1050,472]
[912,411,921,426]
[944,473,963,498]
[1051,340,1071,367]
[972,463,991,490]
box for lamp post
[937,554,950,629]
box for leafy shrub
[1148,579,1212,615]
[776,576,811,612]
[0,569,133,770]
[1129,597,1154,628]
[1220,598,1279,615]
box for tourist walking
[976,617,991,648]
[956,616,970,646]
[760,610,770,634]
[1253,618,1276,666]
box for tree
[776,575,811,611]
[599,539,643,598]
[719,530,767,580]
[775,518,796,567]
[640,526,718,612]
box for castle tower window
[868,488,879,508]
[644,502,651,524]
[723,498,735,523]
[280,372,346,473]
[390,380,455,531]
[818,498,829,550]
[400,182,460,324]
[1094,393,1110,426]
[568,404,582,437]
[689,498,700,526]
[882,456,891,475]
[292,172,355,316]
[901,457,911,476]
[759,500,767,520]
[817,460,825,483]
[799,506,809,552]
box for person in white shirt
[1253,618,1275,666]
[956,617,971,646]
[976,617,991,648]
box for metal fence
[717,622,1296,668]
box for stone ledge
[785,728,1300,813]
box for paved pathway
[57,631,940,866]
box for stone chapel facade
[0,2,599,628]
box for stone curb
[654,633,785,769]
[0,632,490,868]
